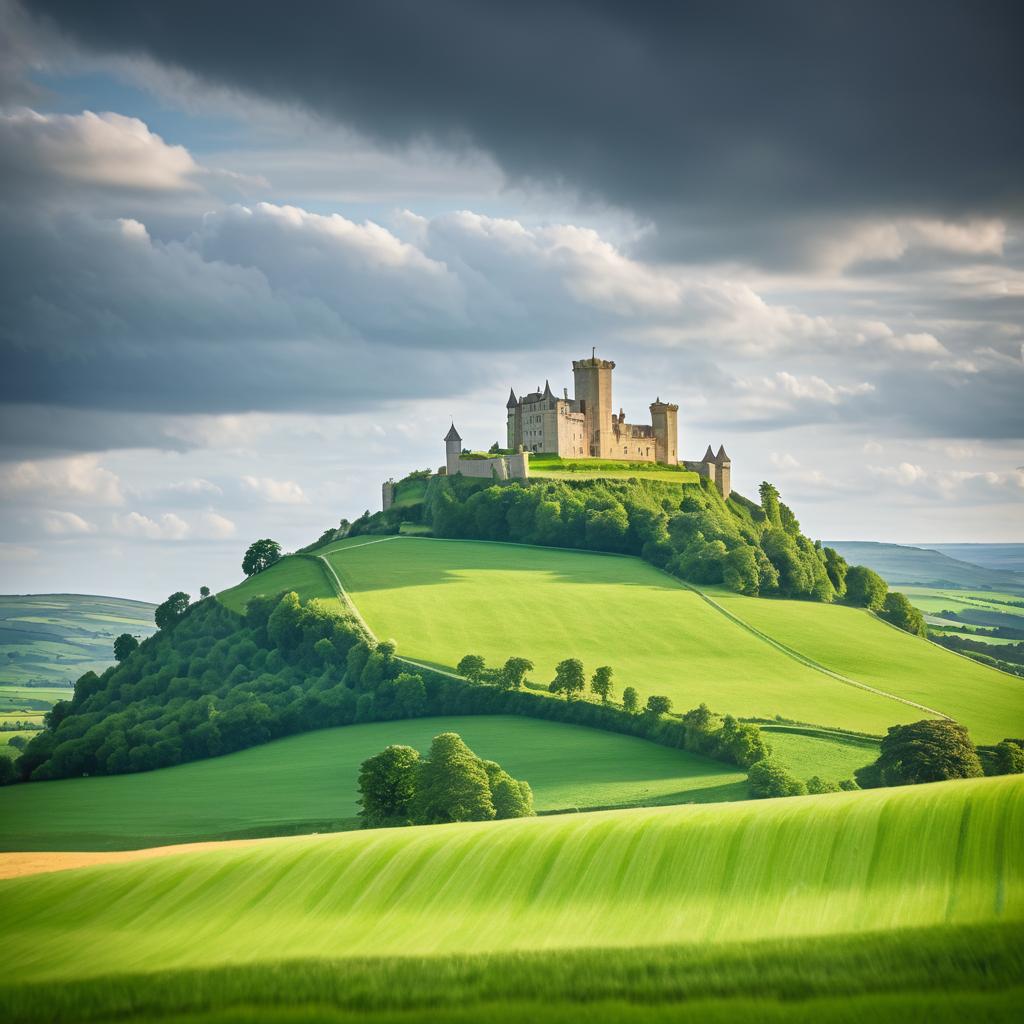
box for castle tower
[715,445,731,500]
[702,444,718,490]
[649,398,679,465]
[506,388,519,450]
[572,351,615,457]
[445,423,462,476]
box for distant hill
[0,594,157,688]
[825,541,1024,594]
[923,543,1024,573]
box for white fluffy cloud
[0,456,124,505]
[242,475,308,504]
[41,510,96,535]
[112,511,190,540]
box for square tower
[572,354,615,457]
[649,400,679,465]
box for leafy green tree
[590,665,614,703]
[267,591,303,649]
[845,565,888,610]
[723,545,760,595]
[413,732,495,824]
[993,740,1024,775]
[806,775,841,794]
[457,654,487,684]
[498,656,534,690]
[199,585,211,599]
[0,757,15,786]
[112,633,138,662]
[879,592,927,637]
[480,760,535,819]
[622,686,639,714]
[644,694,672,717]
[394,672,427,717]
[759,482,782,529]
[747,758,808,798]
[717,715,770,767]
[242,539,282,577]
[822,548,848,597]
[357,745,421,828]
[154,591,191,631]
[855,719,983,788]
[549,658,585,700]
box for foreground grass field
[0,715,746,851]
[320,538,935,736]
[0,593,156,687]
[1,775,1019,987]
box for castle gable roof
[444,424,462,442]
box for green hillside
[218,555,339,615]
[0,716,747,851]
[0,594,156,687]
[302,536,1022,742]
[2,775,1019,987]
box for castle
[410,353,732,505]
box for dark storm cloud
[25,0,1024,260]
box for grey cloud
[24,0,1024,264]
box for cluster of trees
[853,719,1021,788]
[930,634,1024,677]
[0,720,42,732]
[845,566,926,636]
[357,732,534,828]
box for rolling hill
[1,774,1019,1022]
[826,541,1024,593]
[0,716,750,851]
[223,536,1024,743]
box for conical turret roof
[543,379,554,399]
[444,423,462,442]
[716,444,731,463]
[506,387,518,409]
[703,445,715,462]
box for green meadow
[312,536,1021,740]
[711,587,1024,743]
[528,453,701,482]
[1,775,1019,986]
[0,716,746,851]
[0,594,156,687]
[218,554,340,615]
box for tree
[622,686,639,714]
[747,758,807,798]
[879,592,926,637]
[457,654,487,684]
[413,732,495,824]
[154,591,191,631]
[590,665,614,703]
[199,585,211,599]
[499,656,534,690]
[723,545,760,595]
[855,719,983,788]
[0,756,15,786]
[481,761,535,819]
[806,775,841,794]
[845,565,888,610]
[993,740,1024,775]
[112,633,138,662]
[822,547,848,597]
[357,745,421,828]
[549,658,585,700]
[242,539,282,578]
[644,694,673,717]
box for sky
[0,0,1021,602]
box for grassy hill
[528,453,701,482]
[826,541,1024,593]
[0,716,748,851]
[273,536,1023,743]
[1,775,1019,1021]
[0,594,157,687]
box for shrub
[879,591,927,637]
[855,719,983,788]
[748,758,807,798]
[845,566,888,611]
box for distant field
[903,586,1024,635]
[2,774,1019,987]
[322,538,931,736]
[0,716,747,851]
[0,594,156,688]
[711,588,1024,744]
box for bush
[855,719,983,788]
[879,591,926,637]
[747,758,807,798]
[845,566,888,611]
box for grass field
[0,716,747,850]
[527,453,701,482]
[219,554,341,615]
[320,538,926,733]
[1,774,1019,985]
[0,594,156,687]
[759,727,878,779]
[710,588,1024,743]
[902,586,1024,638]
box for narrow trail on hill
[681,583,953,722]
[313,535,953,724]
